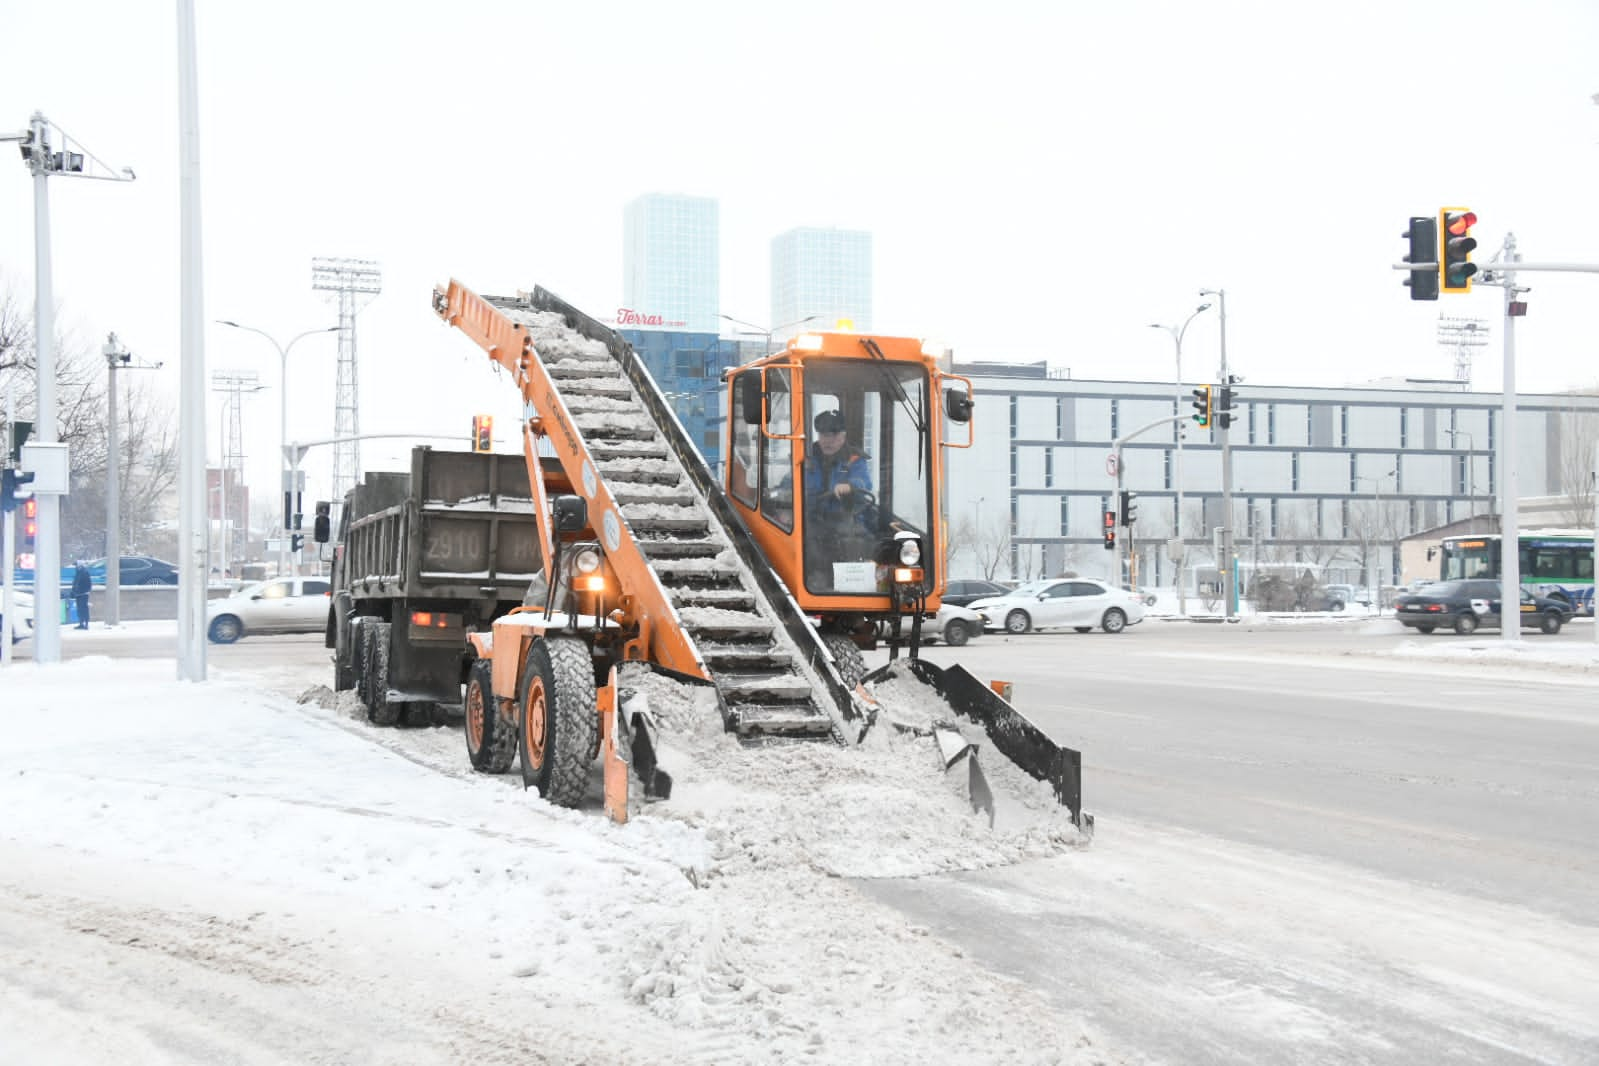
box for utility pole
[1202,288,1236,619]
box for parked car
[1393,579,1573,635]
[1121,585,1158,607]
[968,577,1145,635]
[1324,584,1356,608]
[941,578,1013,608]
[1,590,33,642]
[13,555,180,588]
[207,577,332,643]
[924,602,985,646]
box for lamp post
[1198,287,1236,619]
[719,313,822,355]
[1149,301,1211,616]
[1355,469,1396,611]
[216,322,337,577]
[1444,428,1477,533]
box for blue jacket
[804,444,872,518]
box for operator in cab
[803,409,875,591]
[804,409,871,511]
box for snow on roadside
[1,658,1119,1065]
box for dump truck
[427,281,1088,831]
[324,446,540,725]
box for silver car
[207,577,331,643]
[924,602,985,646]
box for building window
[1059,495,1069,536]
[1009,448,1018,488]
[1110,397,1120,440]
[1341,499,1351,539]
[1009,395,1018,439]
[1339,405,1349,447]
[1269,497,1279,535]
[1044,448,1054,488]
[1349,453,1359,492]
[1009,494,1018,536]
[1056,397,1065,440]
[1267,404,1277,445]
[1400,407,1409,449]
[1291,450,1300,491]
[1163,448,1172,490]
[1248,402,1257,444]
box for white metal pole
[1592,438,1598,644]
[176,0,207,679]
[1498,236,1521,645]
[30,113,61,664]
[2,383,16,662]
[106,338,121,625]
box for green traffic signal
[1190,385,1212,428]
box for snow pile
[619,665,1084,883]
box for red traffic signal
[1440,207,1478,293]
[472,414,493,453]
[1102,508,1117,550]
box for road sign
[1105,454,1118,476]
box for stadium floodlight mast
[0,113,134,665]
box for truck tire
[518,637,599,807]
[821,632,867,688]
[367,622,402,726]
[465,659,516,773]
[334,614,357,692]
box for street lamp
[720,313,822,354]
[1444,428,1477,532]
[216,321,337,577]
[1354,469,1397,609]
[1149,301,1212,616]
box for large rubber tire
[943,620,970,647]
[1416,625,1436,634]
[1101,608,1127,634]
[351,619,372,704]
[208,614,243,644]
[1454,613,1478,636]
[465,659,516,773]
[1004,609,1032,635]
[333,614,356,692]
[822,632,867,688]
[367,622,402,726]
[518,637,599,808]
[1540,612,1563,635]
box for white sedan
[2,590,33,643]
[207,577,331,643]
[969,577,1145,635]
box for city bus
[1436,530,1595,614]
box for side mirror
[551,494,588,533]
[1426,547,1437,561]
[944,386,973,424]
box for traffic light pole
[1111,413,1190,594]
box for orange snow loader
[432,280,1086,828]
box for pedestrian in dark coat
[71,562,91,629]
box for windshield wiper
[860,338,927,477]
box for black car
[942,578,1012,608]
[1393,579,1573,635]
[87,555,180,586]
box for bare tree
[971,510,1011,581]
[1556,397,1599,526]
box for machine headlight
[897,539,922,566]
[574,548,601,574]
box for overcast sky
[2,1,1597,504]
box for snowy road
[4,626,1598,1064]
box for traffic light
[1102,508,1117,550]
[313,500,332,543]
[1,469,15,513]
[1440,208,1477,293]
[291,534,304,553]
[1216,385,1236,430]
[1190,385,1212,428]
[472,415,493,453]
[22,497,37,547]
[1403,216,1439,301]
[1119,490,1138,528]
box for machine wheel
[822,632,868,687]
[404,702,439,727]
[1540,612,1563,635]
[1074,626,1092,634]
[367,622,401,726]
[518,637,599,808]
[1101,608,1127,634]
[943,620,970,647]
[333,614,357,691]
[208,614,243,644]
[1416,625,1436,634]
[465,659,516,773]
[1454,613,1478,636]
[1004,610,1032,634]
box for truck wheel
[465,659,516,773]
[518,637,599,808]
[821,633,867,688]
[334,615,357,691]
[367,622,401,726]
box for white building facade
[947,363,1599,591]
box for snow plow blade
[872,658,1087,830]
